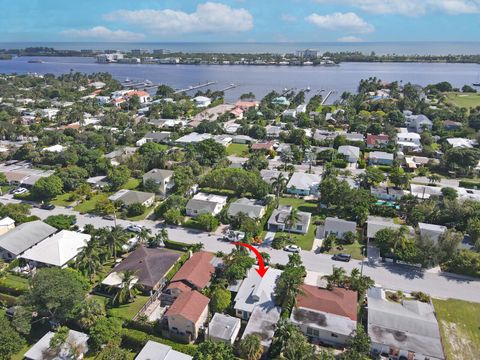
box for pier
[321,90,335,105]
[174,81,218,94]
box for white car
[12,187,28,195]
[126,224,143,233]
[284,245,301,253]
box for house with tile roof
[102,247,180,291]
[290,285,358,347]
[367,134,389,149]
[170,251,215,291]
[163,290,210,342]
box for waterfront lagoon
[1,56,479,103]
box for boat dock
[321,90,335,105]
[219,83,239,92]
[174,81,217,94]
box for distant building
[338,145,360,163]
[193,96,211,108]
[227,198,267,219]
[186,192,228,217]
[136,340,192,360]
[369,151,394,166]
[404,112,432,133]
[286,172,322,196]
[109,189,155,207]
[142,169,174,195]
[367,134,390,149]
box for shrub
[0,293,17,307]
[332,159,347,168]
[459,180,480,189]
[127,203,146,217]
[411,291,431,303]
[164,239,190,252]
[195,213,220,232]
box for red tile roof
[164,290,209,323]
[251,141,275,150]
[126,90,150,98]
[296,284,358,321]
[171,251,215,290]
[367,134,389,146]
[166,281,193,294]
[235,101,259,109]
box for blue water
[1,56,479,103]
[2,41,480,55]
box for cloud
[105,2,253,34]
[306,12,374,34]
[315,0,480,16]
[337,36,364,42]
[61,26,145,41]
[281,14,297,22]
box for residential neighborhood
[0,71,479,360]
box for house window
[306,327,319,337]
[296,225,303,231]
[331,333,338,338]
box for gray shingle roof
[227,198,266,219]
[0,220,56,256]
[143,169,174,182]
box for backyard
[433,298,480,360]
[226,143,250,157]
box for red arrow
[232,242,269,278]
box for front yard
[274,221,316,251]
[74,193,110,213]
[327,241,364,260]
[433,298,480,360]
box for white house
[321,217,357,240]
[234,267,283,348]
[207,313,241,345]
[186,193,228,217]
[338,145,360,163]
[143,169,175,195]
[396,132,422,152]
[193,96,212,108]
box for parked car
[223,230,245,242]
[12,187,28,195]
[332,253,352,262]
[103,214,115,221]
[284,245,300,253]
[40,203,55,210]
[126,224,143,233]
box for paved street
[3,197,480,303]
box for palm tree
[271,173,286,208]
[284,208,301,240]
[75,240,102,282]
[111,270,138,305]
[428,174,441,185]
[102,226,129,260]
[149,228,168,248]
[238,334,263,360]
[137,227,151,246]
[190,243,204,253]
[322,266,347,290]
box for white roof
[135,340,192,360]
[234,267,282,314]
[287,172,322,191]
[193,96,211,102]
[24,330,89,360]
[43,144,66,153]
[338,145,360,158]
[102,271,139,288]
[0,216,14,227]
[397,132,421,140]
[21,230,91,267]
[176,132,212,144]
[446,138,476,148]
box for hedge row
[0,285,26,297]
[121,328,197,355]
[164,239,191,252]
[459,180,480,189]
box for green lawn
[328,241,364,260]
[51,192,75,207]
[445,92,480,109]
[122,178,141,190]
[107,294,150,321]
[0,273,29,292]
[226,143,249,157]
[274,222,316,251]
[74,193,109,214]
[279,197,317,213]
[433,298,480,360]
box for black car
[40,203,55,210]
[332,253,352,262]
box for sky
[1,0,480,42]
